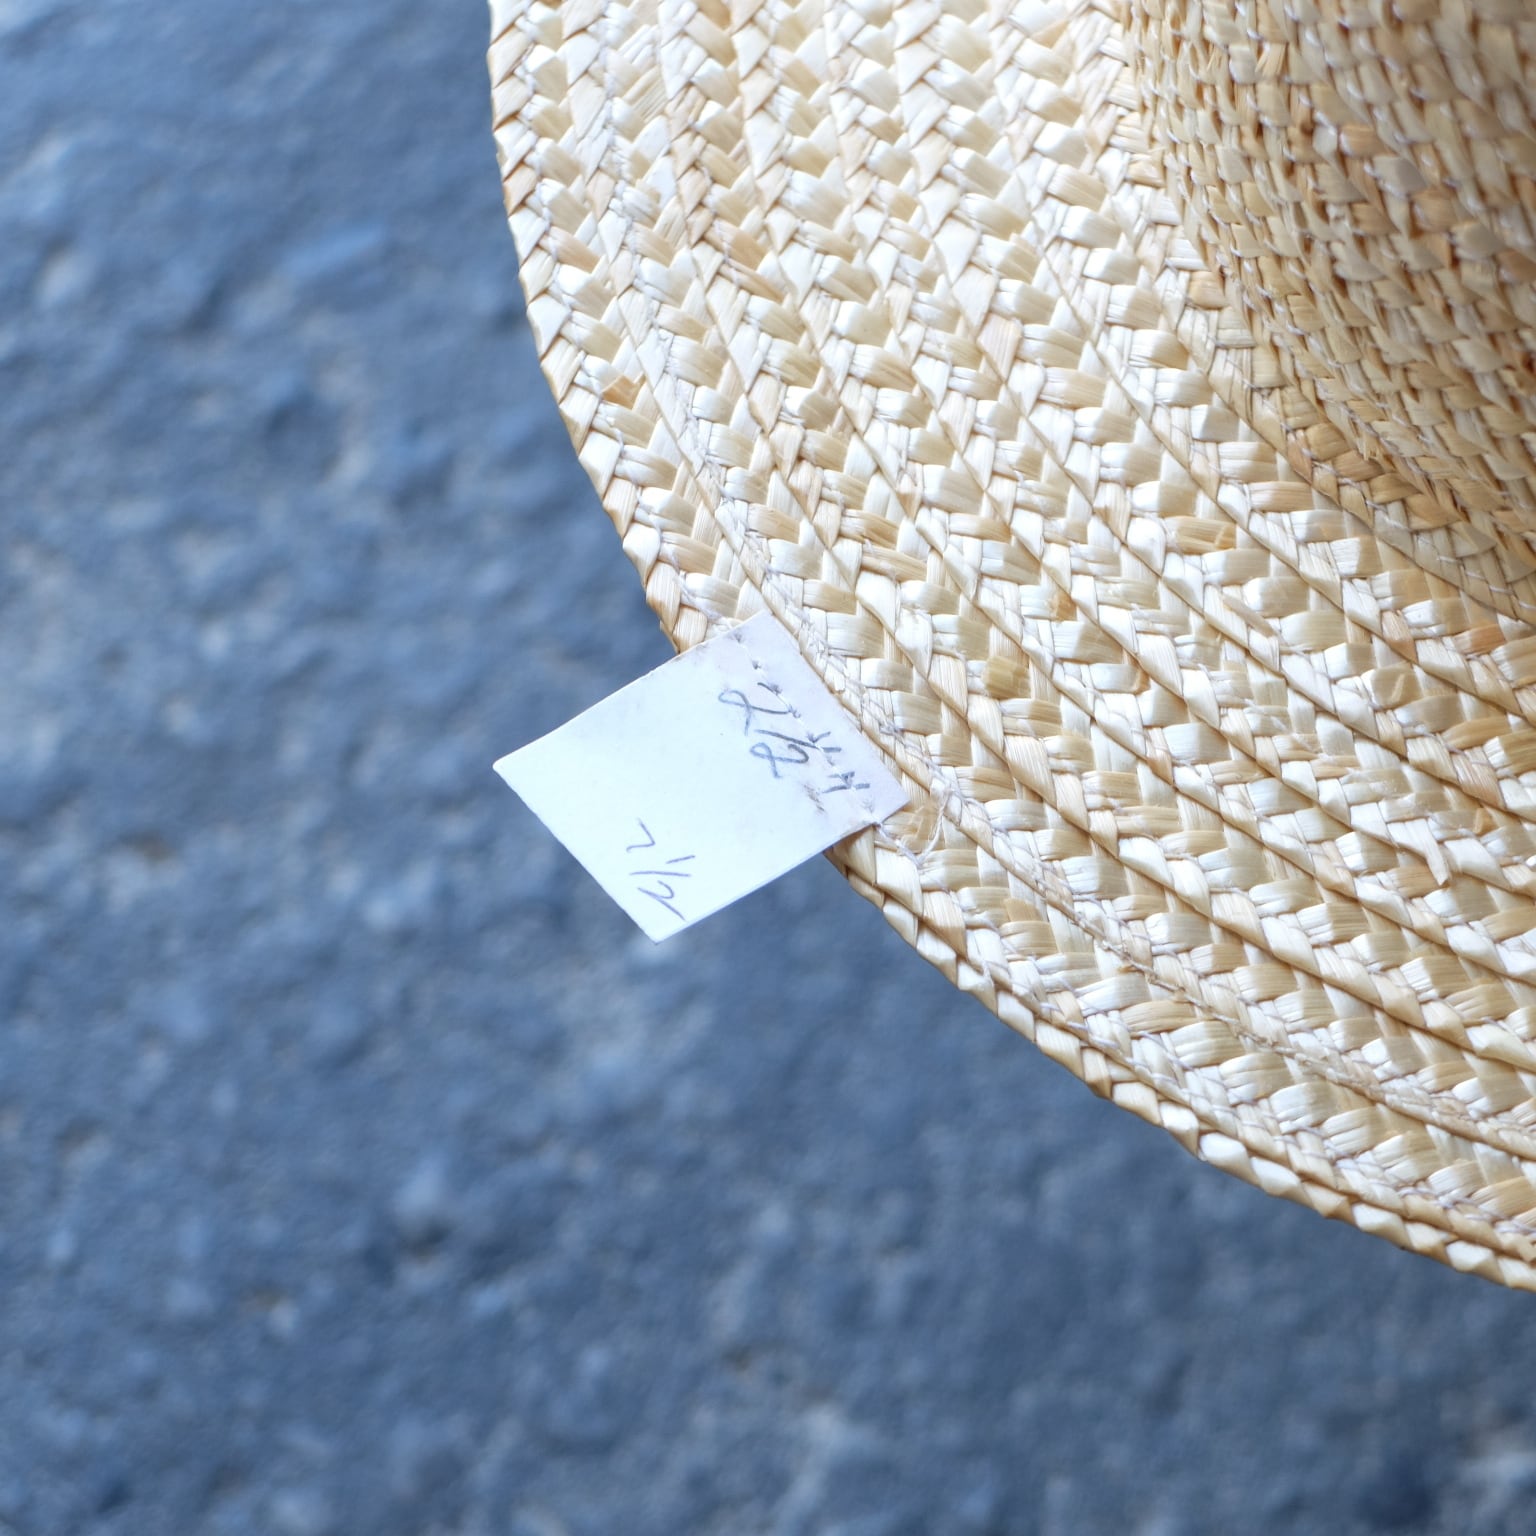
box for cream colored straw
[491,0,1536,1287]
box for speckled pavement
[4,3,1536,1534]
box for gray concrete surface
[5,2,1536,1534]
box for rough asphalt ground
[6,2,1536,1533]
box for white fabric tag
[495,613,909,940]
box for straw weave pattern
[491,0,1536,1286]
[1136,0,1536,556]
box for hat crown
[1134,0,1536,544]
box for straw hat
[489,0,1536,1288]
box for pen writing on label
[717,681,869,794]
[625,819,695,923]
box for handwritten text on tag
[495,614,908,939]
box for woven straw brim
[490,0,1536,1288]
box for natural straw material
[491,0,1536,1287]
